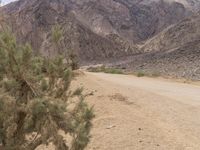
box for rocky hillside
[112,13,200,80]
[142,13,200,52]
[71,0,191,42]
[115,40,200,80]
[1,0,197,62]
[2,0,138,62]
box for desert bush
[136,71,145,77]
[136,71,160,78]
[88,66,123,74]
[0,28,94,150]
[51,25,79,70]
[104,68,123,74]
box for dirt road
[72,72,200,150]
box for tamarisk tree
[0,28,94,150]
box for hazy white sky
[2,0,17,5]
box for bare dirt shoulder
[72,72,200,150]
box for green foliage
[104,68,123,74]
[41,79,48,91]
[68,49,79,70]
[88,65,123,74]
[70,98,94,150]
[52,25,63,45]
[134,71,160,78]
[51,25,64,56]
[51,25,79,70]
[137,71,145,77]
[0,29,94,150]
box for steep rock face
[72,0,191,42]
[129,0,189,40]
[1,0,199,62]
[2,0,135,62]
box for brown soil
[74,72,200,150]
[37,71,200,150]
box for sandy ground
[71,72,200,150]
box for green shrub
[41,79,48,91]
[0,27,94,150]
[137,72,145,77]
[88,66,123,74]
[104,68,123,74]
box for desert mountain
[2,0,136,62]
[114,13,200,80]
[1,0,198,62]
[142,13,200,52]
